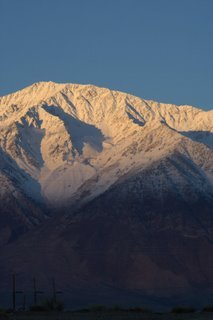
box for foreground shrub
[127,307,151,313]
[202,306,213,312]
[171,306,196,313]
[110,305,122,311]
[88,304,107,312]
[0,309,9,319]
[29,305,47,312]
[43,298,64,311]
[30,298,64,312]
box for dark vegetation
[29,298,64,312]
[170,306,196,313]
[1,304,213,313]
[0,308,10,319]
[76,304,151,313]
[0,304,213,320]
[202,305,213,312]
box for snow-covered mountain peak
[0,81,212,131]
[0,82,213,303]
[0,82,212,208]
[0,81,67,114]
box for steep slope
[0,150,212,308]
[0,147,46,246]
[0,82,212,307]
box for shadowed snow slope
[0,82,212,307]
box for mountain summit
[0,82,212,206]
[0,82,212,307]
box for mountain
[0,81,212,308]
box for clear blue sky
[0,0,212,110]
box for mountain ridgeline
[0,82,212,308]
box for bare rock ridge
[0,82,212,307]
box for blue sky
[0,0,212,110]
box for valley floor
[10,311,213,320]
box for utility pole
[22,293,26,311]
[33,277,37,305]
[12,274,16,312]
[33,277,44,305]
[12,274,23,311]
[52,277,62,302]
[52,277,56,302]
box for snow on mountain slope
[0,82,212,305]
[0,81,212,208]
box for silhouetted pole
[33,277,43,305]
[22,293,26,311]
[33,277,37,305]
[52,277,62,302]
[12,274,23,311]
[52,277,56,302]
[12,274,16,311]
